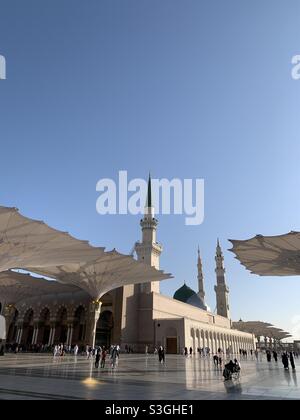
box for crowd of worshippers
[5,343,55,354]
[183,347,212,357]
[181,346,254,359]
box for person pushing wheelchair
[223,359,241,381]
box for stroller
[223,359,241,381]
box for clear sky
[1,0,300,339]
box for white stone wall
[151,293,255,354]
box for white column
[201,331,204,349]
[66,328,70,346]
[68,325,73,346]
[203,331,207,349]
[224,335,228,353]
[86,301,101,348]
[17,327,23,344]
[230,337,233,355]
[50,327,56,345]
[16,328,20,343]
[31,328,36,345]
[48,328,53,346]
[32,326,39,345]
[207,331,210,354]
[221,334,225,352]
[212,333,216,354]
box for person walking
[290,352,296,371]
[74,344,79,356]
[158,346,165,364]
[184,347,188,357]
[282,352,289,370]
[273,351,278,362]
[53,345,58,357]
[95,348,101,368]
[189,347,193,356]
[111,345,118,368]
[101,348,107,368]
[266,350,272,362]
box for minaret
[214,239,230,318]
[197,247,206,302]
[135,174,163,293]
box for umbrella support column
[3,304,15,343]
[86,301,102,348]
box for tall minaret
[214,239,230,318]
[135,175,163,294]
[197,247,206,302]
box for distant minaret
[214,239,230,318]
[135,174,163,293]
[197,247,206,302]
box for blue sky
[1,0,300,339]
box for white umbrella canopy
[27,250,173,300]
[0,206,105,271]
[0,270,79,305]
[0,206,173,347]
[279,334,293,340]
[232,321,274,336]
[233,321,291,340]
[266,330,292,342]
[0,206,173,303]
[229,231,300,276]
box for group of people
[92,345,120,369]
[223,359,241,381]
[94,347,108,368]
[53,344,77,357]
[183,347,193,357]
[239,349,251,358]
[182,347,211,357]
[52,343,121,370]
[265,349,297,371]
[281,352,296,371]
[213,354,223,367]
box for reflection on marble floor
[0,353,299,400]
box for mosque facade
[4,181,255,354]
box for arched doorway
[73,306,86,345]
[95,311,113,348]
[22,309,34,346]
[55,307,68,344]
[7,309,19,343]
[38,308,51,345]
[166,327,178,354]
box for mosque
[3,180,255,354]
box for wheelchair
[223,363,241,381]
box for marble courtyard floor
[0,353,299,400]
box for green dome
[173,283,196,303]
